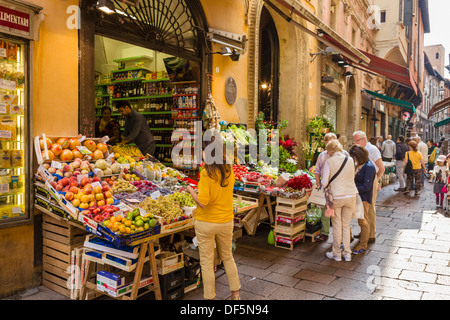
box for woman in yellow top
[403,140,427,196]
[186,140,241,300]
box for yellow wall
[201,0,248,125]
[30,0,79,137]
[0,0,79,298]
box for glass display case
[0,36,29,226]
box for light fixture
[220,47,233,56]
[97,0,115,14]
[344,71,355,77]
[211,47,240,61]
[261,83,268,89]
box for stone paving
[184,179,450,300]
[5,178,450,300]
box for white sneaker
[326,251,342,261]
[343,253,352,262]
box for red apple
[65,192,74,201]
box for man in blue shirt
[117,101,156,157]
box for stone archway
[246,0,309,146]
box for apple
[39,137,52,150]
[104,190,112,199]
[48,167,57,174]
[101,185,110,193]
[69,186,79,194]
[96,143,108,154]
[57,138,70,149]
[72,199,81,207]
[93,186,103,194]
[60,149,74,161]
[97,200,106,207]
[64,172,73,178]
[51,144,63,157]
[50,181,57,188]
[42,150,55,161]
[60,177,70,186]
[65,192,74,201]
[83,140,97,152]
[69,138,81,150]
[89,201,97,208]
[95,193,104,201]
[83,185,93,194]
[56,184,63,191]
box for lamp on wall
[344,71,355,78]
[211,47,241,61]
[96,0,115,14]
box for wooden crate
[274,231,305,250]
[274,220,306,236]
[242,207,269,236]
[42,214,87,246]
[275,196,308,215]
[42,213,88,298]
[233,195,259,213]
[275,211,306,224]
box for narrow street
[183,179,450,300]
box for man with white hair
[413,135,428,185]
[353,131,384,243]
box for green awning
[363,89,416,114]
[434,117,450,128]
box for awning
[362,89,416,114]
[427,96,450,119]
[264,0,370,64]
[321,38,418,95]
[434,117,450,128]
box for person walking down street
[353,131,384,243]
[186,139,241,300]
[321,140,358,262]
[403,140,427,196]
[433,155,448,208]
[395,136,409,192]
[381,135,396,162]
[348,145,376,255]
[427,140,437,181]
[313,133,349,242]
[414,136,428,185]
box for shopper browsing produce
[116,101,156,156]
[186,139,241,300]
[95,106,121,145]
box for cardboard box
[96,271,153,298]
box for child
[433,155,448,208]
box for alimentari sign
[0,5,29,33]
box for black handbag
[404,152,413,175]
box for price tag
[138,207,147,216]
[78,136,86,143]
[76,146,92,155]
[91,181,101,188]
[0,183,8,194]
[51,161,62,169]
[120,163,130,169]
[150,190,161,199]
[0,130,11,139]
[12,207,22,214]
[125,198,140,203]
[77,174,89,184]
[0,103,6,114]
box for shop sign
[0,5,29,33]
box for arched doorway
[258,6,279,122]
[79,0,210,137]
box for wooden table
[233,190,276,236]
[79,224,194,300]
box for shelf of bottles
[94,58,201,167]
[0,39,26,222]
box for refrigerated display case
[0,36,30,227]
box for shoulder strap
[326,156,348,188]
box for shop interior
[94,35,200,169]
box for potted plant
[307,116,324,136]
[301,140,319,169]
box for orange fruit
[116,215,122,222]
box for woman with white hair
[321,140,358,262]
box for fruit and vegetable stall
[33,128,318,300]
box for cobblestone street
[6,179,450,301]
[183,179,450,300]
